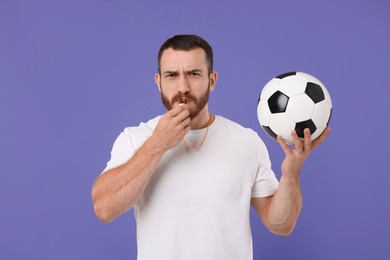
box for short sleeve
[101,130,135,174]
[101,116,160,175]
[251,138,279,198]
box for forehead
[160,48,208,72]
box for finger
[311,126,331,150]
[176,109,190,122]
[180,116,191,129]
[303,128,312,152]
[166,108,190,125]
[277,135,292,155]
[167,106,187,117]
[291,130,303,151]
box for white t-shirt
[103,115,279,260]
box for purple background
[1,0,389,259]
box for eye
[166,73,177,78]
[190,72,200,77]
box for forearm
[266,175,303,235]
[92,136,165,223]
[92,107,191,223]
[259,128,330,235]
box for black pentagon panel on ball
[305,82,325,103]
[276,72,296,79]
[262,126,278,140]
[295,120,317,139]
[268,91,289,113]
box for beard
[160,83,210,120]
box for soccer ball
[257,72,332,145]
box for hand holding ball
[257,72,332,145]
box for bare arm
[92,107,191,223]
[252,127,330,236]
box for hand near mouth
[153,106,191,151]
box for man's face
[155,48,217,119]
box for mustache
[171,92,197,104]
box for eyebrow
[187,69,202,74]
[162,71,178,75]
[162,69,203,75]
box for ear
[209,71,218,92]
[155,73,161,92]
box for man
[92,34,330,260]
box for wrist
[147,134,169,155]
[281,163,302,180]
[280,173,301,184]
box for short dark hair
[157,34,214,74]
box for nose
[177,74,190,93]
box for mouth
[177,98,191,106]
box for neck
[190,107,213,130]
